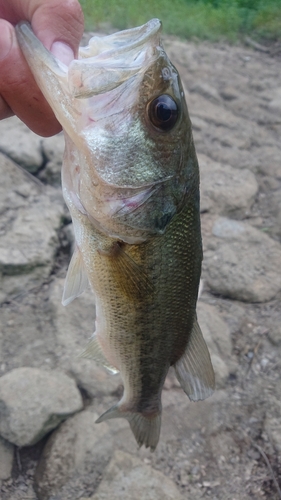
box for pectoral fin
[62,247,89,306]
[99,243,154,298]
[116,246,154,297]
[80,333,119,374]
[174,318,215,401]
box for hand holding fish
[0,0,84,136]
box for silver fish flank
[16,19,215,451]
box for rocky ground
[0,33,281,500]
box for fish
[16,19,215,451]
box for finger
[31,0,84,60]
[1,0,84,59]
[0,19,62,136]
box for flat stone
[90,450,185,500]
[0,436,14,480]
[34,408,124,500]
[199,154,258,218]
[0,116,43,172]
[0,367,83,447]
[203,217,281,302]
[0,153,64,302]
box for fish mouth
[16,20,163,142]
[69,19,162,98]
[79,19,162,60]
[16,19,162,99]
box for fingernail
[51,41,74,65]
[0,23,13,62]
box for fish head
[16,20,198,243]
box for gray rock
[40,133,64,186]
[47,276,122,396]
[189,93,241,129]
[38,160,62,186]
[268,87,281,114]
[199,154,258,218]
[190,82,221,103]
[255,146,281,179]
[0,436,14,480]
[203,217,281,302]
[68,359,122,399]
[0,116,43,172]
[0,152,40,213]
[197,302,237,388]
[42,133,64,165]
[265,416,281,454]
[0,153,65,302]
[268,324,281,347]
[90,450,185,500]
[34,408,124,500]
[0,367,83,447]
[220,86,240,101]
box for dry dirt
[0,33,281,500]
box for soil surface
[0,33,281,500]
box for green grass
[79,0,281,43]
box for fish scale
[16,18,215,451]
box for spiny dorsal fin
[96,405,161,452]
[174,317,215,401]
[62,247,89,306]
[79,333,119,374]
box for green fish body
[17,19,215,451]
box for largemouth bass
[16,19,215,451]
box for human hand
[0,0,84,136]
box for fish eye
[148,94,178,131]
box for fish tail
[96,405,161,451]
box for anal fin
[62,246,89,306]
[79,333,119,375]
[174,317,215,401]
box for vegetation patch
[79,0,281,43]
